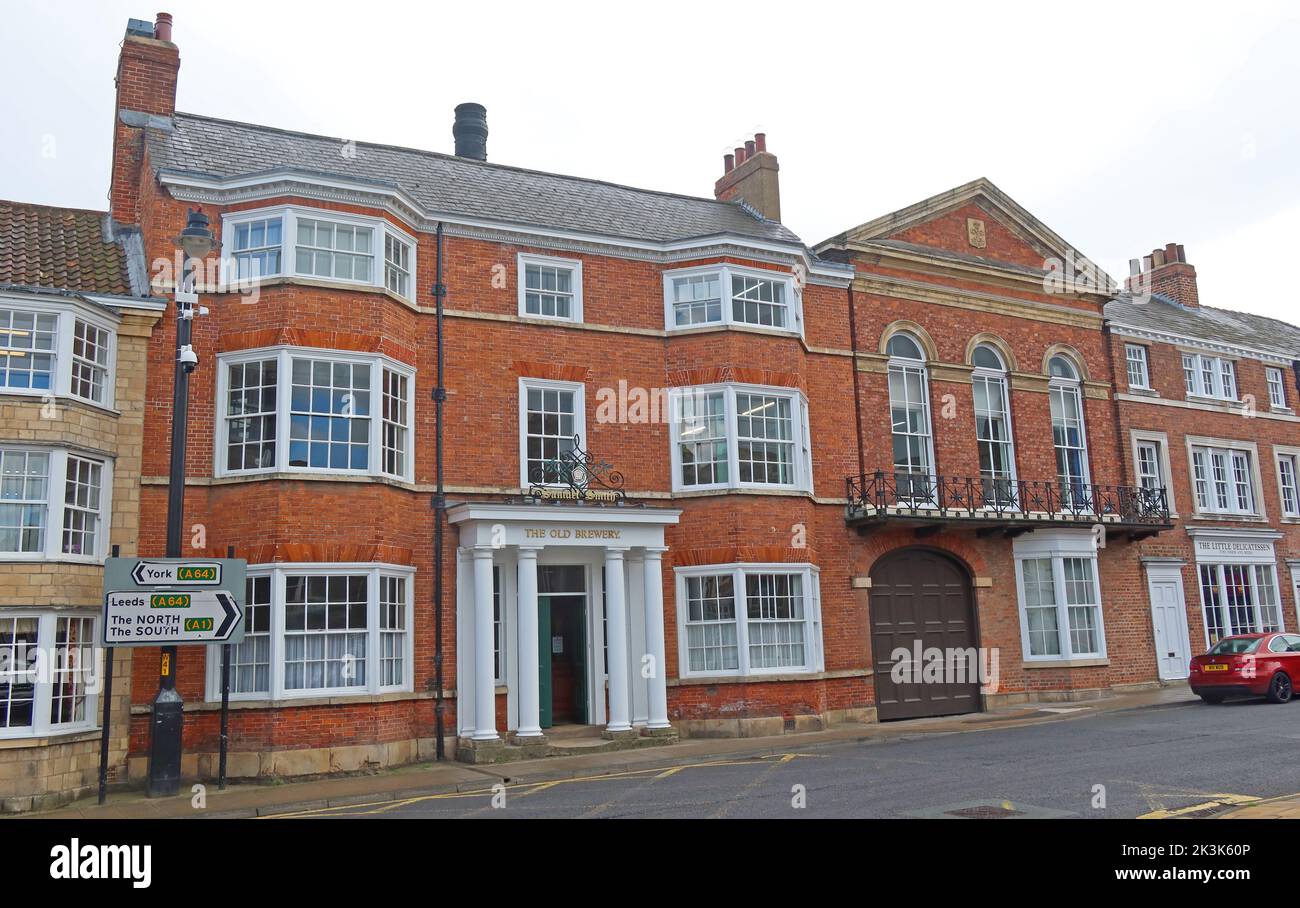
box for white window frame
[662,264,802,337]
[1187,437,1264,518]
[516,253,583,324]
[1124,344,1150,390]
[1180,351,1238,402]
[1129,429,1177,516]
[518,377,587,488]
[220,206,417,302]
[1275,446,1300,519]
[1266,367,1289,410]
[1013,532,1108,662]
[204,562,415,702]
[214,346,415,482]
[674,563,824,679]
[1197,561,1284,646]
[0,297,118,408]
[0,610,101,740]
[1048,362,1092,502]
[971,348,1017,504]
[668,383,812,494]
[0,446,112,563]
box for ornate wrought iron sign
[527,435,627,504]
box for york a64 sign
[103,590,244,646]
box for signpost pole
[220,543,233,791]
[97,543,120,806]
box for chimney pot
[723,153,735,174]
[154,12,173,42]
[1143,255,1154,272]
[754,133,767,153]
[452,102,488,161]
[745,139,756,157]
[734,146,747,165]
[1176,243,1186,263]
[1164,242,1179,263]
[1151,248,1166,267]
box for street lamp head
[175,208,219,260]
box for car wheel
[1199,694,1224,704]
[1266,672,1293,704]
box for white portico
[449,502,681,742]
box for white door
[1148,573,1191,680]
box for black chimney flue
[453,103,488,161]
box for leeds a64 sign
[102,557,246,647]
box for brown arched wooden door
[869,548,982,720]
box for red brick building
[84,12,1295,783]
[1106,246,1300,689]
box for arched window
[972,344,1016,506]
[886,332,934,502]
[1047,354,1090,507]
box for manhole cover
[945,804,1023,819]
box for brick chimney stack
[1127,242,1199,308]
[714,132,780,222]
[109,13,180,222]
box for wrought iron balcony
[845,470,1172,539]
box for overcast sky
[3,1,1298,323]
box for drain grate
[945,804,1023,819]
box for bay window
[0,447,110,561]
[663,265,800,334]
[222,207,416,301]
[216,347,415,481]
[206,564,413,701]
[0,301,116,406]
[1014,532,1106,661]
[676,564,823,677]
[0,611,99,738]
[670,384,811,493]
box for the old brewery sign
[527,435,628,504]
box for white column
[471,546,498,741]
[642,547,671,728]
[603,547,632,733]
[627,554,649,726]
[515,547,543,738]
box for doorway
[1147,567,1191,681]
[538,565,588,728]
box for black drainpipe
[846,278,866,480]
[432,222,447,760]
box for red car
[1189,632,1300,704]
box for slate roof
[145,113,804,246]
[1106,292,1300,359]
[0,201,141,297]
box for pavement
[17,683,1204,820]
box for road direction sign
[103,589,244,647]
[130,559,223,586]
[102,557,246,647]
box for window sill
[517,311,582,326]
[157,688,426,713]
[671,485,813,499]
[1021,658,1110,669]
[669,668,858,686]
[1189,513,1267,523]
[0,555,106,567]
[0,726,101,748]
[1270,407,1295,416]
[173,471,418,491]
[1185,394,1241,407]
[216,275,416,311]
[1127,387,1159,398]
[0,390,120,417]
[666,322,803,341]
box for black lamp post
[147,208,217,798]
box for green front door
[538,593,587,728]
